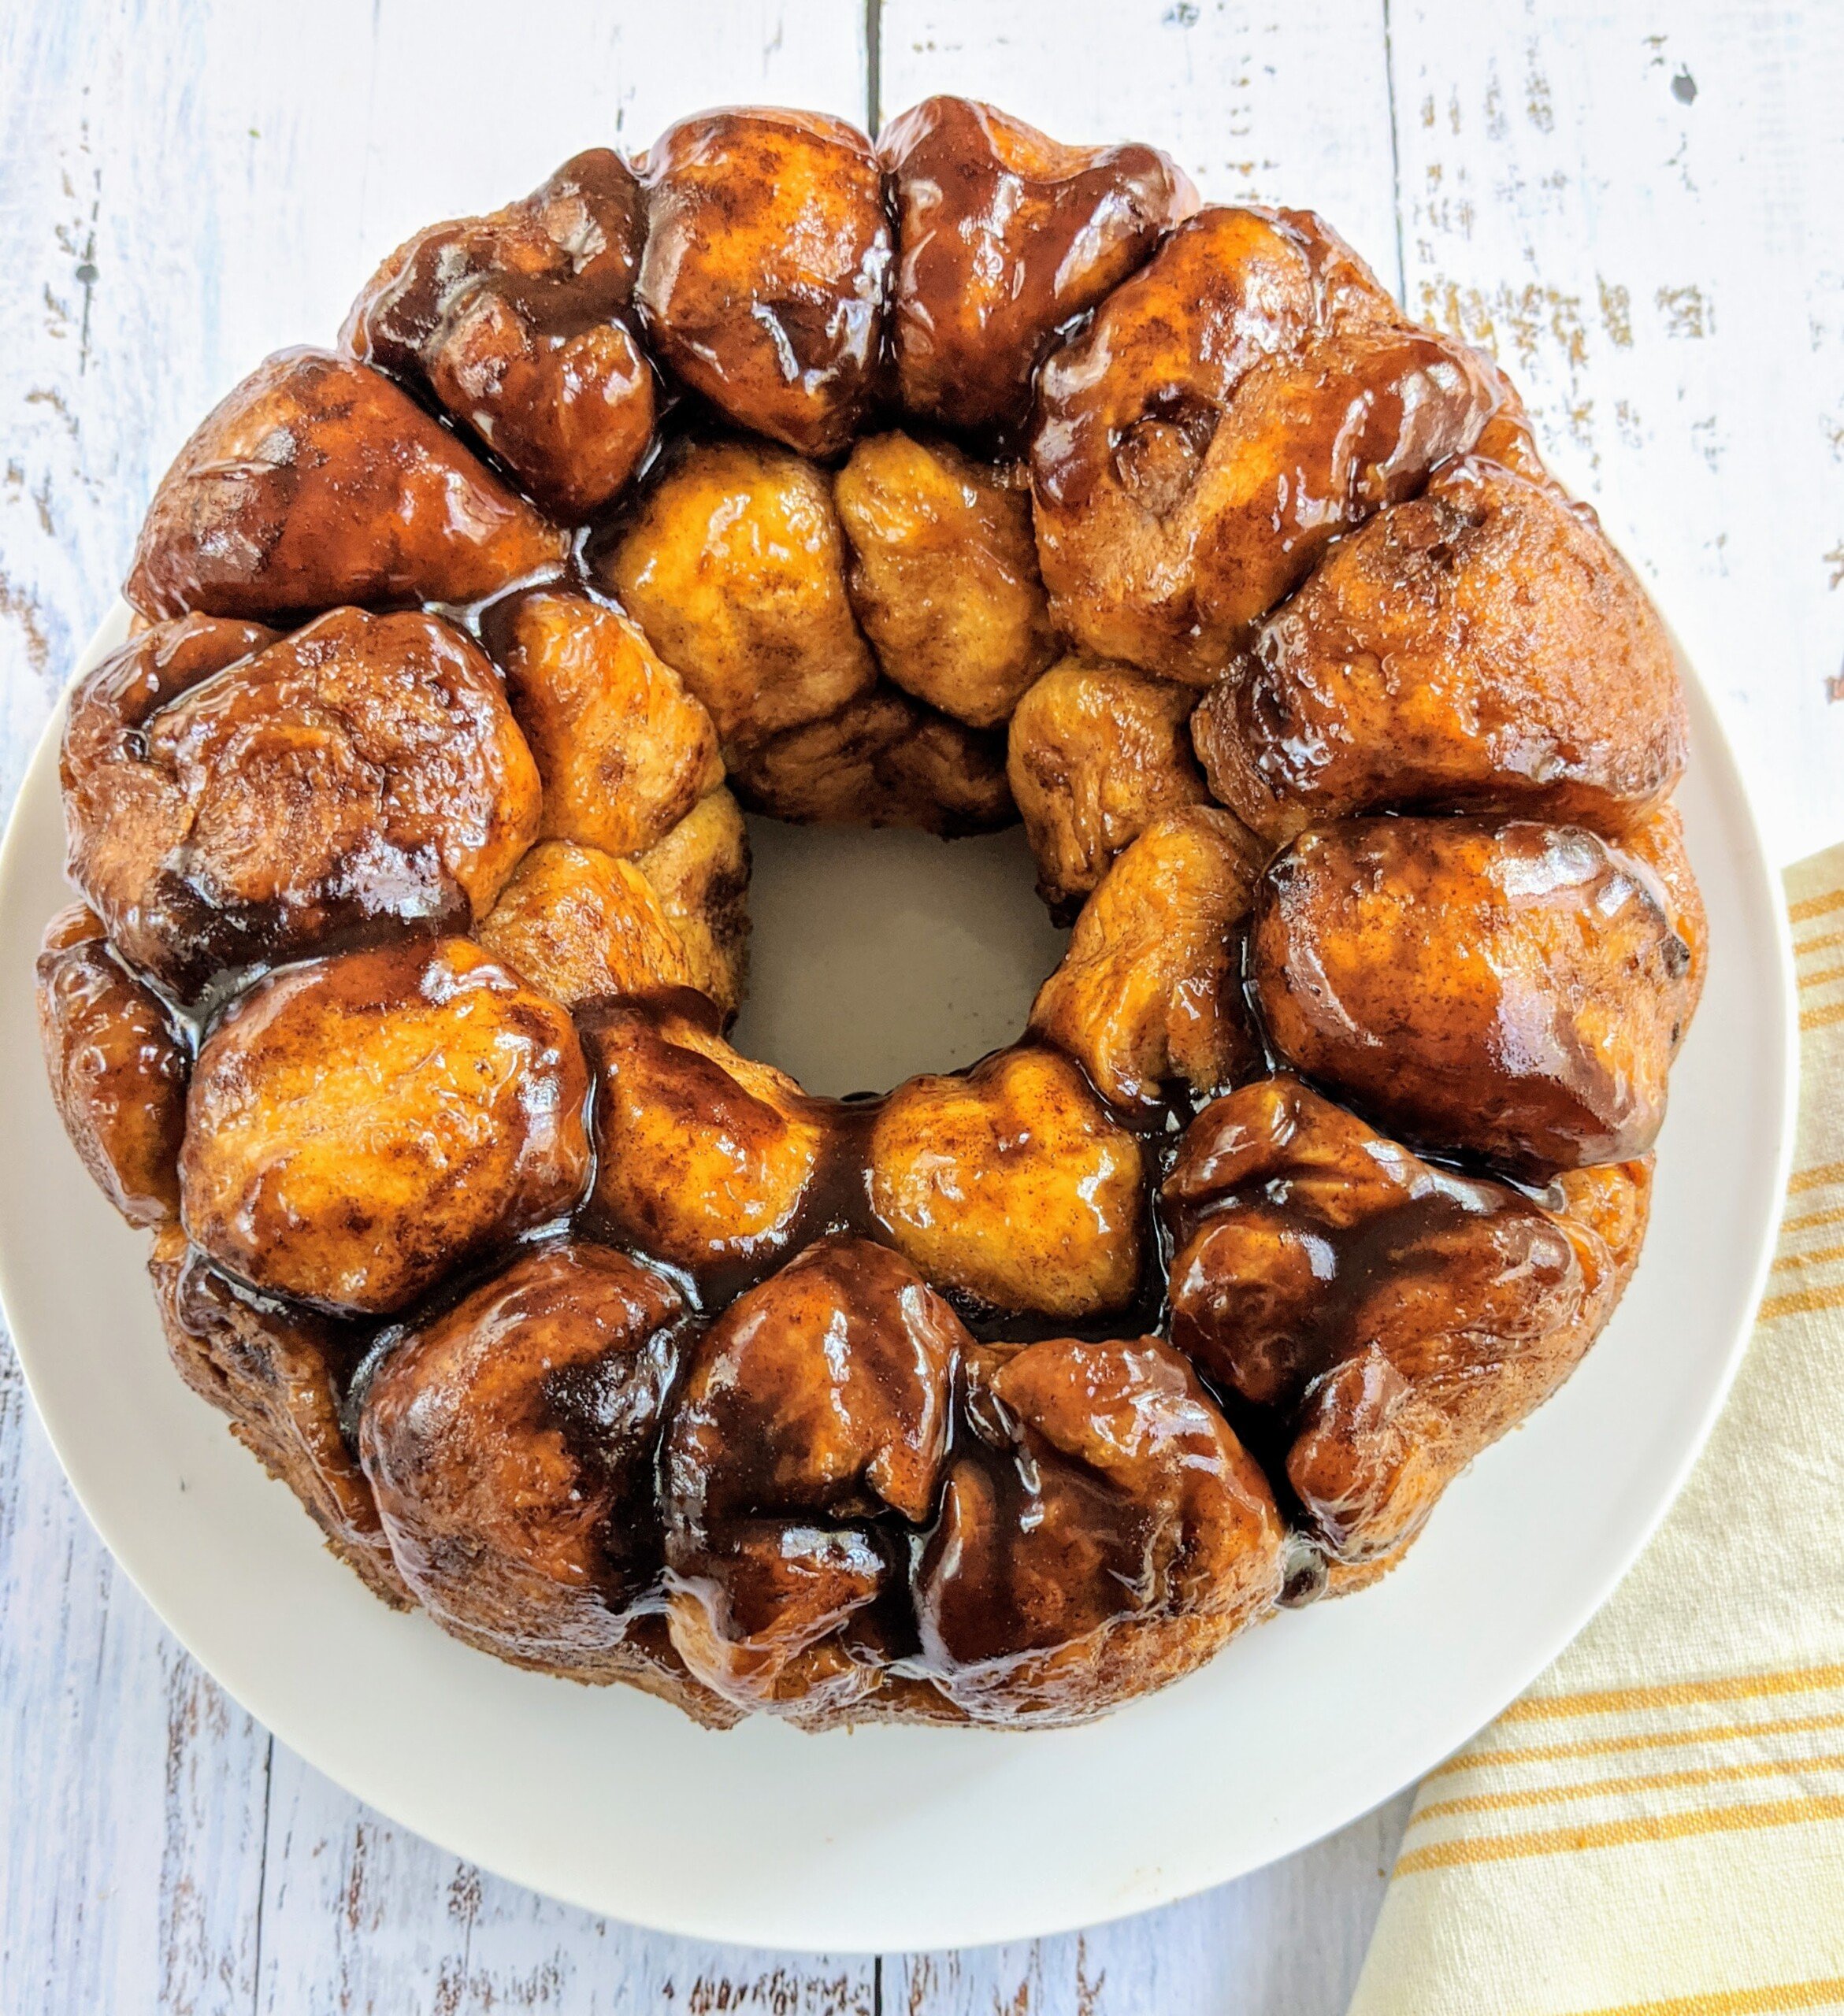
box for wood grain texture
[885,1797,1410,2016]
[0,0,1838,2009]
[0,1350,270,2016]
[255,1747,877,2016]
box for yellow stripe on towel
[1347,842,1844,2014]
[1393,1792,1844,1875]
[1501,1664,1844,1722]
[1425,1708,1844,1781]
[1409,1751,1844,1826]
[1561,1978,1844,2015]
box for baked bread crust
[147,1225,410,1610]
[43,97,1699,1731]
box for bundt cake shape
[36,97,1700,1731]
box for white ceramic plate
[0,602,1794,1953]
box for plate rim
[0,595,1799,1953]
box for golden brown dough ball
[1616,802,1706,1035]
[474,839,694,1010]
[880,95,1196,437]
[61,614,273,991]
[911,1335,1283,1725]
[635,109,891,458]
[1192,456,1688,842]
[633,789,752,1022]
[834,433,1056,728]
[149,1225,409,1608]
[1163,1077,1648,1582]
[599,439,877,755]
[125,349,568,623]
[358,1242,731,1717]
[1249,817,1694,1178]
[877,699,1017,834]
[662,1236,963,1722]
[495,590,722,858]
[1028,805,1265,1107]
[1030,208,1501,683]
[64,608,541,1001]
[343,150,655,518]
[870,1045,1145,1319]
[37,905,189,1227]
[181,937,591,1315]
[729,684,1013,836]
[1007,655,1207,910]
[577,996,830,1296]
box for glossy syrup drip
[1159,1073,1639,1584]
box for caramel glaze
[55,97,1705,1727]
[879,94,1196,440]
[36,903,190,1226]
[1029,206,1505,685]
[1159,1077,1650,1594]
[179,936,592,1317]
[906,1334,1284,1727]
[634,109,893,460]
[343,150,657,521]
[357,1240,733,1720]
[659,1236,959,1722]
[1247,816,1694,1182]
[63,607,540,1005]
[1190,455,1690,844]
[658,1235,1285,1728]
[124,349,570,625]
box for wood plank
[878,11,1412,2010]
[889,1792,1412,2016]
[1387,0,1844,869]
[2,8,282,2014]
[255,1745,877,2015]
[0,1358,270,2016]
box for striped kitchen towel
[1348,843,1844,2016]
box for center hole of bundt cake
[731,818,1069,1096]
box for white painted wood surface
[1,2,1838,2008]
